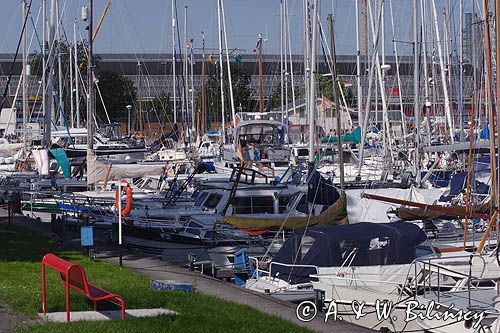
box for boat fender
[115,180,133,216]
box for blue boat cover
[271,222,427,284]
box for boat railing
[413,254,494,303]
[249,258,320,281]
[309,272,411,287]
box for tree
[94,69,136,123]
[317,74,354,106]
[200,63,254,128]
[150,92,172,126]
[30,40,138,125]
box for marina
[1,0,500,332]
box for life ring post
[115,180,132,267]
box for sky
[0,0,478,57]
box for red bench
[42,253,125,322]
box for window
[186,221,202,236]
[233,197,252,214]
[300,235,316,259]
[64,186,87,193]
[204,193,222,209]
[252,196,274,214]
[233,196,274,214]
[194,192,208,207]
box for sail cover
[224,192,348,230]
[270,222,427,284]
[307,170,339,205]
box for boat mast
[420,0,431,144]
[69,45,74,128]
[459,0,464,141]
[307,0,318,172]
[496,0,500,208]
[190,38,195,139]
[217,0,226,143]
[328,14,344,191]
[56,1,63,126]
[73,19,80,127]
[431,0,454,144]
[220,0,236,125]
[389,0,407,142]
[280,0,284,118]
[201,30,206,135]
[22,0,28,152]
[171,0,177,124]
[44,0,56,148]
[413,0,420,184]
[482,0,497,205]
[87,0,94,152]
[42,0,46,138]
[258,33,264,114]
[303,0,310,129]
[355,0,362,130]
[285,0,296,117]
[183,5,189,141]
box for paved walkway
[0,303,32,333]
[1,214,372,333]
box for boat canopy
[321,126,361,144]
[270,222,427,284]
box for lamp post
[126,105,132,136]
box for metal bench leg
[66,283,70,322]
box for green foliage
[202,63,254,128]
[149,92,173,126]
[95,70,136,123]
[29,40,135,125]
[0,225,312,333]
[317,74,354,106]
[268,82,300,110]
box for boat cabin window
[299,235,316,259]
[194,192,209,207]
[295,148,309,157]
[233,196,274,214]
[238,124,281,146]
[340,237,391,266]
[186,221,202,236]
[64,186,87,193]
[203,193,222,209]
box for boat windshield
[194,192,209,207]
[203,193,223,209]
[238,124,282,146]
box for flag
[389,87,400,96]
[343,82,353,88]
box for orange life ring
[115,180,133,216]
[133,131,143,138]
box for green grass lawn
[0,224,312,333]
